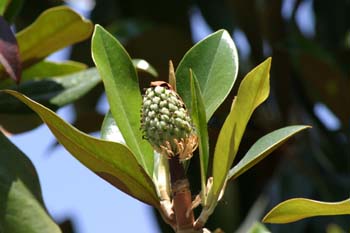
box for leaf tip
[168,60,176,91]
[94,24,102,31]
[261,204,279,224]
[218,28,229,35]
[261,215,270,223]
[92,24,103,37]
[297,125,312,132]
[264,57,272,69]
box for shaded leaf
[228,125,310,180]
[2,90,160,207]
[210,58,271,207]
[0,15,21,83]
[0,113,41,134]
[326,224,347,233]
[107,18,154,44]
[124,25,193,80]
[176,29,238,121]
[0,68,101,113]
[132,59,158,77]
[190,70,209,201]
[16,6,93,68]
[2,0,23,22]
[0,0,11,15]
[0,131,61,233]
[263,198,350,224]
[92,25,154,176]
[298,51,350,127]
[0,60,87,88]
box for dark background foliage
[4,0,350,232]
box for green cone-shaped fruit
[141,81,197,160]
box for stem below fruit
[168,156,195,232]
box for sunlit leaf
[0,15,21,83]
[0,0,10,15]
[263,198,350,224]
[0,131,62,233]
[92,25,154,176]
[190,70,209,202]
[176,29,239,121]
[2,90,160,207]
[209,58,271,207]
[22,60,87,80]
[132,59,158,77]
[16,6,92,68]
[100,110,126,144]
[228,125,310,180]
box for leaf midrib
[201,38,221,96]
[98,35,148,173]
[244,68,268,122]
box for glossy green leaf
[92,25,154,176]
[263,198,350,224]
[190,70,209,201]
[176,29,238,121]
[22,60,87,80]
[132,59,158,77]
[227,125,310,180]
[0,60,87,88]
[16,6,93,67]
[2,90,160,207]
[0,68,100,113]
[209,58,271,207]
[0,131,61,233]
[100,110,126,144]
